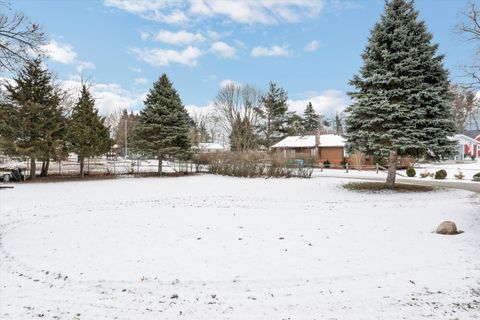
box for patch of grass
[343,182,435,193]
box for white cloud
[219,79,241,88]
[210,41,236,58]
[104,0,325,25]
[129,67,142,73]
[304,40,320,52]
[251,45,290,57]
[104,0,188,23]
[288,90,350,116]
[185,102,215,117]
[134,78,149,85]
[130,46,202,67]
[147,30,206,45]
[76,61,96,73]
[41,41,77,64]
[62,79,147,115]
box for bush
[323,160,331,168]
[208,159,313,178]
[454,170,465,180]
[406,167,416,177]
[434,169,447,180]
[341,159,349,169]
[473,172,480,181]
[419,170,430,178]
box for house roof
[195,142,225,150]
[463,130,480,140]
[271,134,345,148]
[271,135,316,148]
[449,134,480,145]
[318,134,346,147]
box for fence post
[320,163,323,172]
[376,163,379,174]
[346,162,349,173]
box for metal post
[346,162,349,173]
[376,163,379,174]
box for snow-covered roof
[271,134,345,148]
[319,134,346,147]
[449,134,480,145]
[271,135,316,148]
[196,143,225,150]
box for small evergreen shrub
[323,160,331,168]
[341,159,349,169]
[473,172,480,181]
[434,169,447,180]
[406,167,416,177]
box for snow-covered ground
[0,175,479,319]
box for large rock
[436,221,458,235]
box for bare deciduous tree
[0,3,45,72]
[214,83,263,151]
[450,84,479,131]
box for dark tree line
[0,59,111,179]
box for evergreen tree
[302,102,321,134]
[286,112,304,135]
[2,58,66,179]
[68,83,111,178]
[345,0,455,188]
[114,109,139,157]
[132,73,192,174]
[260,81,288,147]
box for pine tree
[132,73,192,174]
[286,112,304,135]
[68,83,111,178]
[302,102,321,134]
[2,58,66,179]
[345,0,455,188]
[114,109,139,157]
[260,81,289,147]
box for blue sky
[12,0,476,116]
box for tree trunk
[30,156,36,180]
[80,156,85,178]
[157,154,163,175]
[385,148,398,189]
[40,158,50,176]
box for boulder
[436,221,458,235]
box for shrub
[323,160,331,168]
[419,170,430,178]
[454,170,465,180]
[473,172,480,181]
[434,169,447,180]
[208,159,313,178]
[406,167,416,177]
[341,159,349,169]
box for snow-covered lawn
[0,175,479,319]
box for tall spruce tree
[302,102,321,134]
[345,0,455,188]
[260,81,288,147]
[2,59,65,179]
[68,83,111,178]
[132,73,192,174]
